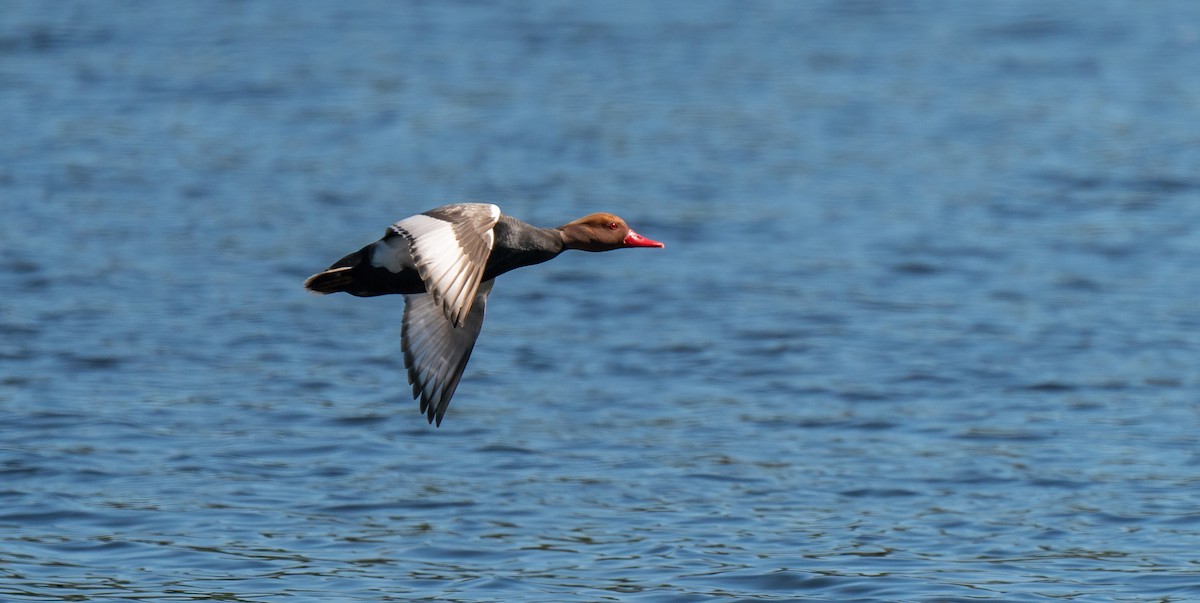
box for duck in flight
[304,203,665,426]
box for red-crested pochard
[304,203,664,426]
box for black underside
[324,245,426,297]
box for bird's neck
[482,216,566,280]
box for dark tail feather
[304,266,355,294]
[304,245,413,297]
[305,247,368,294]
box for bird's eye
[606,221,619,230]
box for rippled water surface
[4,1,1200,600]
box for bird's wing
[387,203,500,327]
[402,280,494,426]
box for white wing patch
[402,280,494,426]
[389,204,499,328]
[370,236,414,273]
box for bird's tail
[303,247,367,294]
[303,266,355,294]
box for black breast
[482,215,564,281]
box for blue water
[3,1,1200,600]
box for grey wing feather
[401,280,494,426]
[389,203,499,327]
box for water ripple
[4,0,1200,600]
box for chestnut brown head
[559,213,665,252]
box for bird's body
[304,203,663,426]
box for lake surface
[3,1,1200,600]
